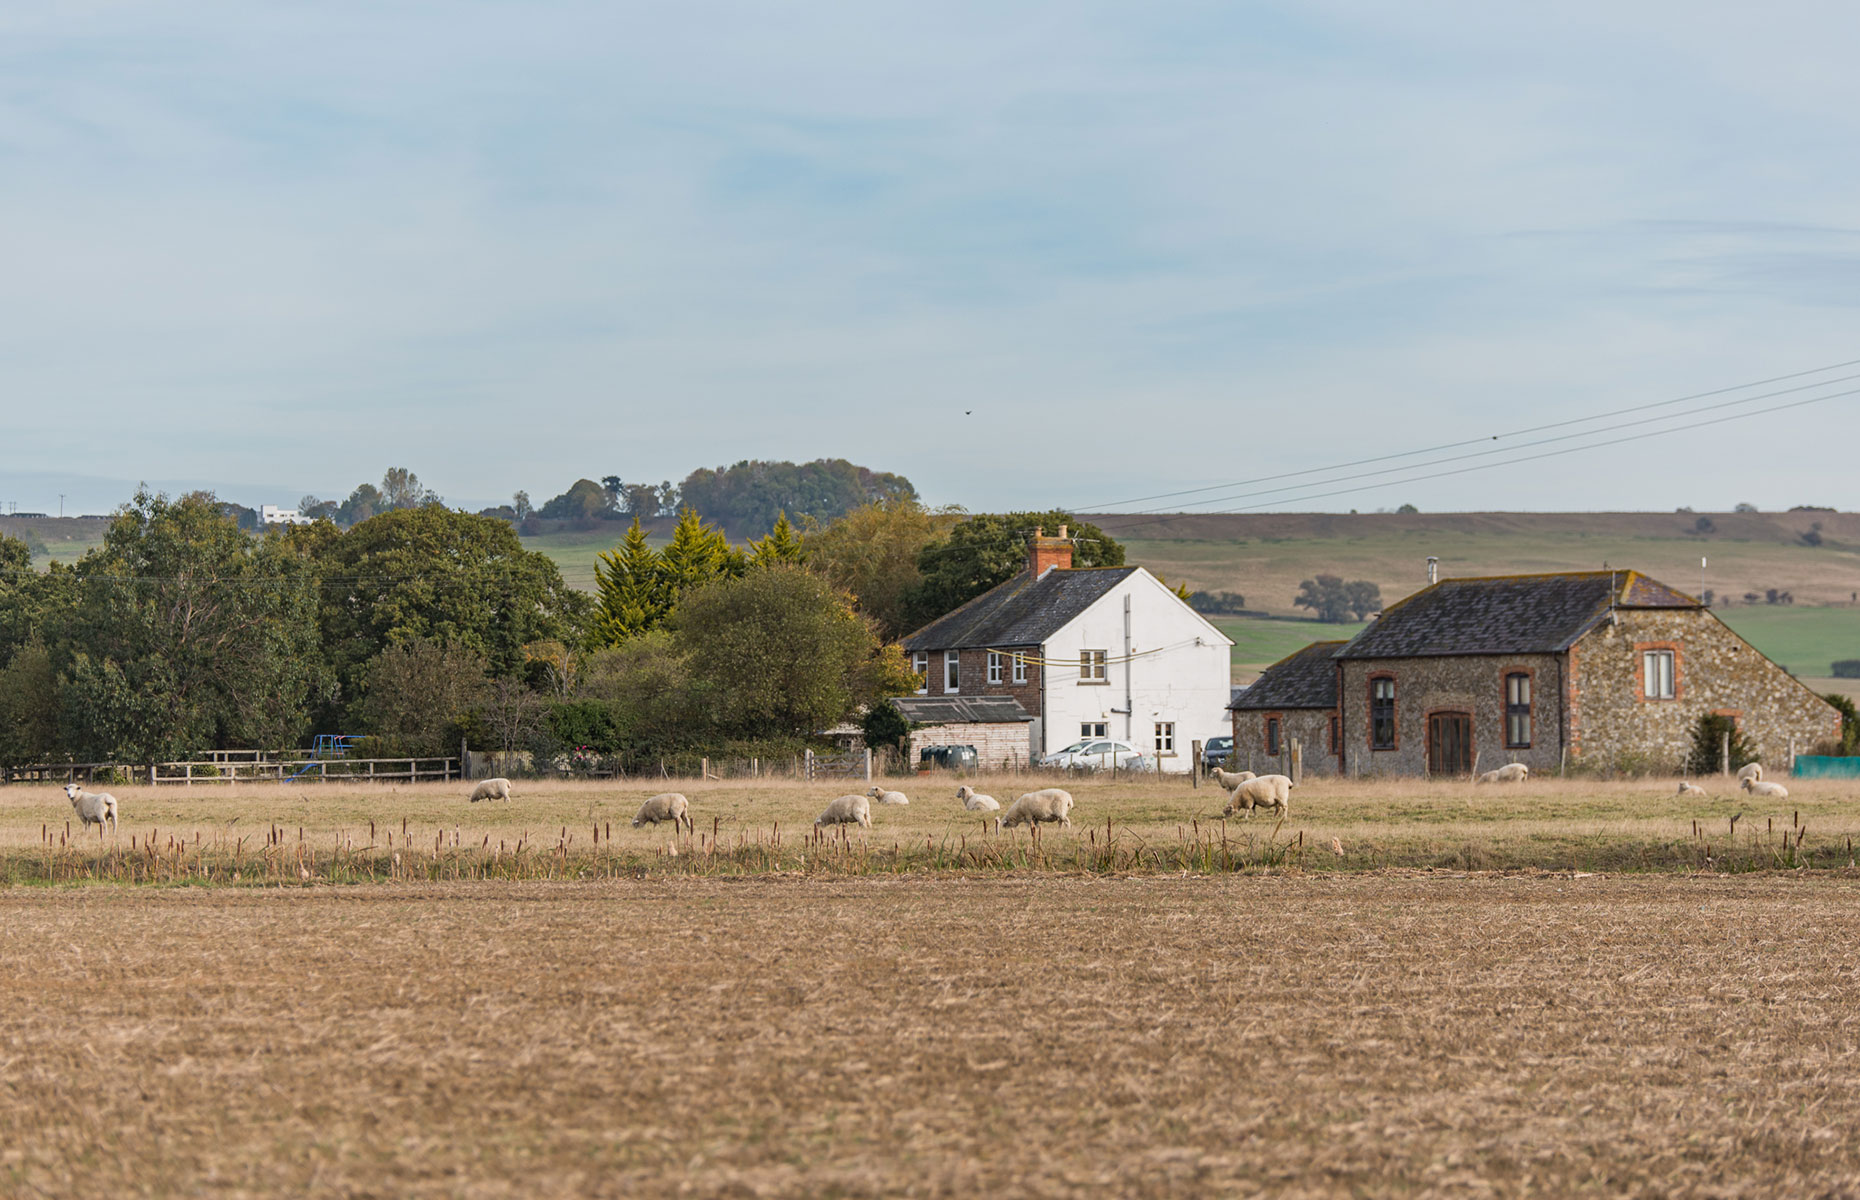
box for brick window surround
[1503,667,1535,749]
[1635,642,1683,702]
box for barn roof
[1335,570,1698,660]
[892,696,1033,725]
[901,567,1141,652]
[1232,641,1345,710]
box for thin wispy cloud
[4,2,1860,516]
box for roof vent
[1426,556,1439,586]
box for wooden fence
[804,748,872,782]
[3,758,458,786]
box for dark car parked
[1201,735,1235,771]
[918,745,980,771]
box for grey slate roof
[902,567,1141,652]
[893,696,1032,724]
[1232,641,1345,710]
[1335,570,1698,660]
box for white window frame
[986,651,1003,685]
[1081,721,1107,739]
[1643,649,1675,700]
[1154,722,1176,755]
[944,650,960,693]
[912,652,928,695]
[1012,653,1028,684]
[1080,649,1108,683]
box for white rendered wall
[1037,569,1234,773]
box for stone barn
[1229,641,1346,777]
[1330,570,1839,777]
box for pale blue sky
[6,2,1860,516]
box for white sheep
[1737,762,1763,784]
[997,788,1074,830]
[1677,780,1707,797]
[955,785,1000,812]
[1475,763,1529,784]
[468,777,513,803]
[815,794,872,829]
[1221,774,1292,820]
[1209,768,1257,792]
[866,786,910,806]
[1742,777,1789,799]
[62,783,118,834]
[632,792,693,833]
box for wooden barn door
[1428,712,1473,777]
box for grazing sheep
[997,788,1074,830]
[1221,774,1293,820]
[1475,763,1529,784]
[1209,768,1257,792]
[468,777,513,803]
[815,794,873,829]
[1677,780,1707,797]
[954,785,1000,812]
[1742,777,1789,799]
[62,783,117,835]
[1737,762,1763,784]
[631,792,693,833]
[866,786,910,806]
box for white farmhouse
[900,527,1233,773]
[258,504,315,527]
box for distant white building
[258,504,315,527]
[901,528,1234,772]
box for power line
[1109,384,1855,525]
[1119,374,1860,517]
[1077,355,1860,512]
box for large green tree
[58,489,328,762]
[802,500,960,640]
[356,637,488,755]
[902,510,1125,631]
[312,506,585,711]
[670,567,878,738]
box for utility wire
[1115,384,1856,522]
[1077,355,1860,512]
[1118,374,1860,517]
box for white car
[1040,739,1153,771]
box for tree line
[480,459,917,536]
[0,487,1124,773]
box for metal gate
[1428,712,1473,776]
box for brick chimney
[1029,524,1074,575]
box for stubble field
[6,773,1860,882]
[10,775,1860,1196]
[8,873,1860,1197]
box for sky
[6,2,1860,517]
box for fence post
[1721,731,1730,777]
[864,748,872,781]
[1290,738,1302,785]
[804,748,814,781]
[1191,741,1201,787]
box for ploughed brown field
[7,873,1860,1197]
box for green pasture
[1716,605,1860,677]
[520,526,668,591]
[1210,614,1365,675]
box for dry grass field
[8,872,1860,1197]
[6,772,1860,883]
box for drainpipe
[1123,593,1134,743]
